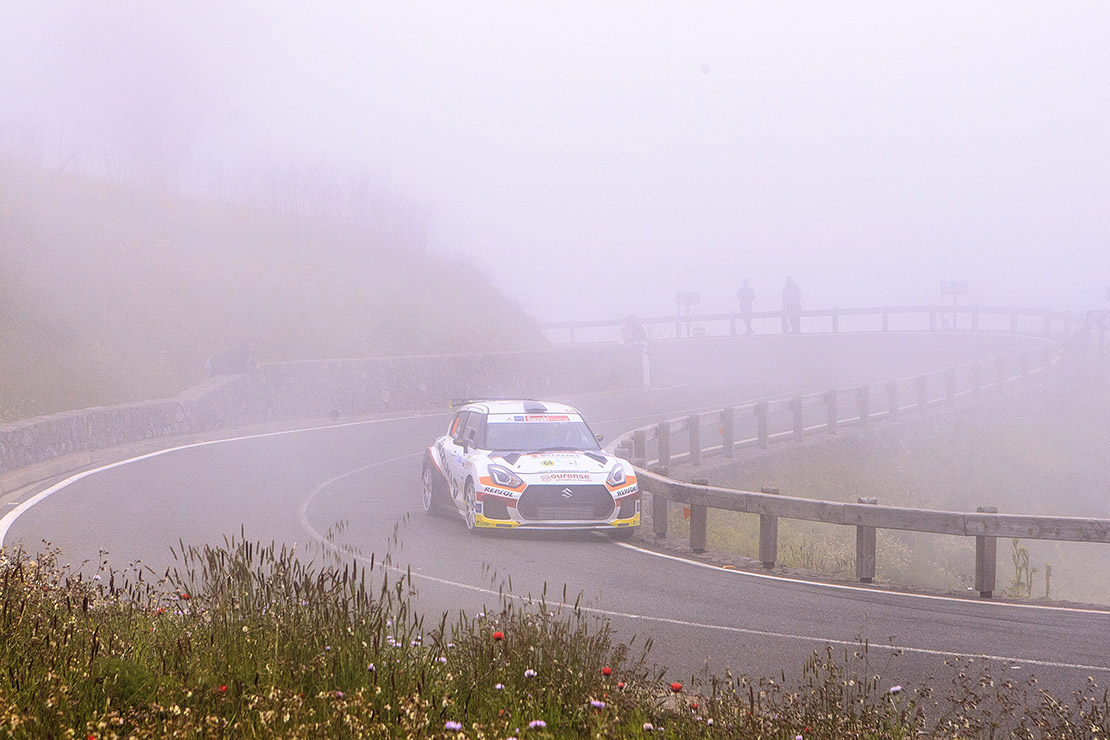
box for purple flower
[642,723,654,731]
[889,685,903,695]
[528,719,546,729]
[524,669,537,678]
[590,700,606,709]
[445,720,463,731]
[495,683,505,690]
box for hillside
[0,161,542,422]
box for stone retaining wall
[0,344,641,478]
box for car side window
[450,411,469,442]
[460,411,487,448]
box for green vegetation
[2,535,1105,738]
[698,378,1110,603]
[0,160,541,422]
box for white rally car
[421,400,640,536]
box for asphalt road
[5,333,1108,700]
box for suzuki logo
[560,488,574,498]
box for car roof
[457,399,580,416]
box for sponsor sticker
[522,414,571,422]
[541,472,592,483]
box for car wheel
[463,479,477,531]
[421,464,441,515]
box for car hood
[492,450,613,476]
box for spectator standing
[782,277,802,334]
[620,315,647,344]
[735,279,755,334]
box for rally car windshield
[485,420,601,452]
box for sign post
[940,280,969,330]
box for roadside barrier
[606,306,1110,599]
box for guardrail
[544,304,1074,343]
[607,310,1105,598]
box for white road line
[296,457,1110,677]
[0,413,446,547]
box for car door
[453,411,487,499]
[440,410,471,504]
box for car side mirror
[595,434,605,443]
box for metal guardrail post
[689,478,708,553]
[856,496,878,583]
[759,487,779,569]
[757,401,769,448]
[945,368,956,407]
[632,429,647,468]
[858,385,870,427]
[721,407,735,458]
[650,466,669,538]
[617,440,633,460]
[975,505,998,598]
[826,390,838,433]
[917,374,929,412]
[886,381,899,420]
[792,397,804,440]
[688,414,702,465]
[657,421,671,467]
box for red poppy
[690,701,699,710]
[670,682,683,693]
[218,685,227,694]
[156,607,165,614]
[617,682,625,690]
[180,592,190,600]
[601,666,612,676]
[492,631,505,641]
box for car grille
[518,485,614,521]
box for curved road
[4,334,1108,698]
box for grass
[1,534,1107,738]
[692,376,1110,603]
[0,159,542,422]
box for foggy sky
[3,2,1109,321]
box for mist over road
[6,333,1108,696]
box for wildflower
[796,736,803,740]
[493,630,505,641]
[670,682,682,693]
[495,683,505,690]
[335,691,344,699]
[93,574,101,581]
[690,701,698,710]
[445,720,463,731]
[707,718,714,726]
[617,682,625,689]
[325,645,331,651]
[889,685,903,695]
[180,592,190,600]
[642,723,654,731]
[601,666,612,676]
[367,663,375,672]
[524,669,537,678]
[218,685,227,694]
[590,700,606,709]
[156,607,165,614]
[528,719,546,729]
[438,656,448,664]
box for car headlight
[606,463,626,488]
[487,464,524,489]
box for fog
[3,2,1109,322]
